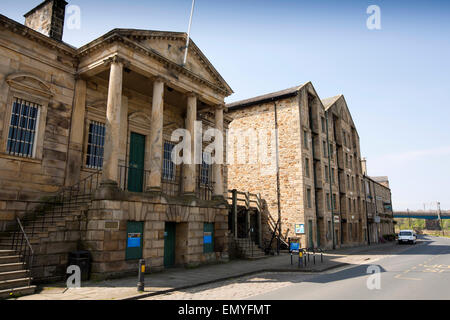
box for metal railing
[196,177,214,200]
[2,170,102,282]
[13,217,34,286]
[118,165,150,192]
[22,170,102,235]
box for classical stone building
[0,0,233,293]
[227,86,390,250]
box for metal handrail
[16,217,34,286]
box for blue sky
[2,0,450,211]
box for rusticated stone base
[84,190,230,280]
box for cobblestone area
[146,272,312,300]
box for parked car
[398,230,417,244]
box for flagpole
[183,0,196,66]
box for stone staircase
[0,194,92,297]
[234,238,266,259]
[0,250,36,299]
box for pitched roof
[227,83,308,110]
[322,95,342,110]
[78,29,233,96]
[371,176,389,183]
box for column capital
[103,55,130,68]
[186,91,201,100]
[153,75,169,84]
[215,103,226,111]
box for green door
[164,222,176,267]
[125,221,144,260]
[128,133,146,192]
[203,223,214,253]
[308,220,314,248]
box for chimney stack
[361,157,367,176]
[24,0,68,41]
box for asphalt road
[251,235,450,300]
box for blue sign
[127,233,141,248]
[290,242,300,251]
[204,235,212,244]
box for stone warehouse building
[0,0,233,291]
[361,161,395,243]
[227,85,392,250]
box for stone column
[183,93,197,195]
[146,77,165,191]
[102,56,124,185]
[65,78,86,186]
[213,106,224,198]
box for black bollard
[137,259,146,292]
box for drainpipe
[325,111,335,250]
[373,180,379,243]
[274,102,281,255]
[308,102,320,249]
[363,175,371,245]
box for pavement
[12,240,418,300]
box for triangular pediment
[115,30,233,95]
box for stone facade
[0,1,233,281]
[227,86,393,250]
[364,175,395,242]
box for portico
[59,29,235,277]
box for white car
[398,230,417,244]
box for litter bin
[68,250,91,281]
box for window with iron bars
[200,152,212,185]
[7,98,40,158]
[163,141,176,181]
[86,121,105,170]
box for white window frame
[1,90,48,161]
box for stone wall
[0,26,76,230]
[84,193,229,280]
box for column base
[94,180,123,200]
[212,195,228,205]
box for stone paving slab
[13,241,408,300]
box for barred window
[200,152,211,185]
[163,141,176,181]
[7,98,40,158]
[86,121,105,169]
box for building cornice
[0,14,77,57]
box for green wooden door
[203,223,214,253]
[126,221,144,260]
[128,133,146,192]
[164,222,176,267]
[308,220,314,248]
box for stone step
[0,263,25,273]
[0,250,15,257]
[0,277,32,290]
[0,256,21,264]
[0,285,36,300]
[0,270,29,282]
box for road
[146,235,450,300]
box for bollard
[304,251,307,267]
[298,251,303,268]
[321,252,323,263]
[290,252,293,265]
[313,252,316,265]
[137,259,146,292]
